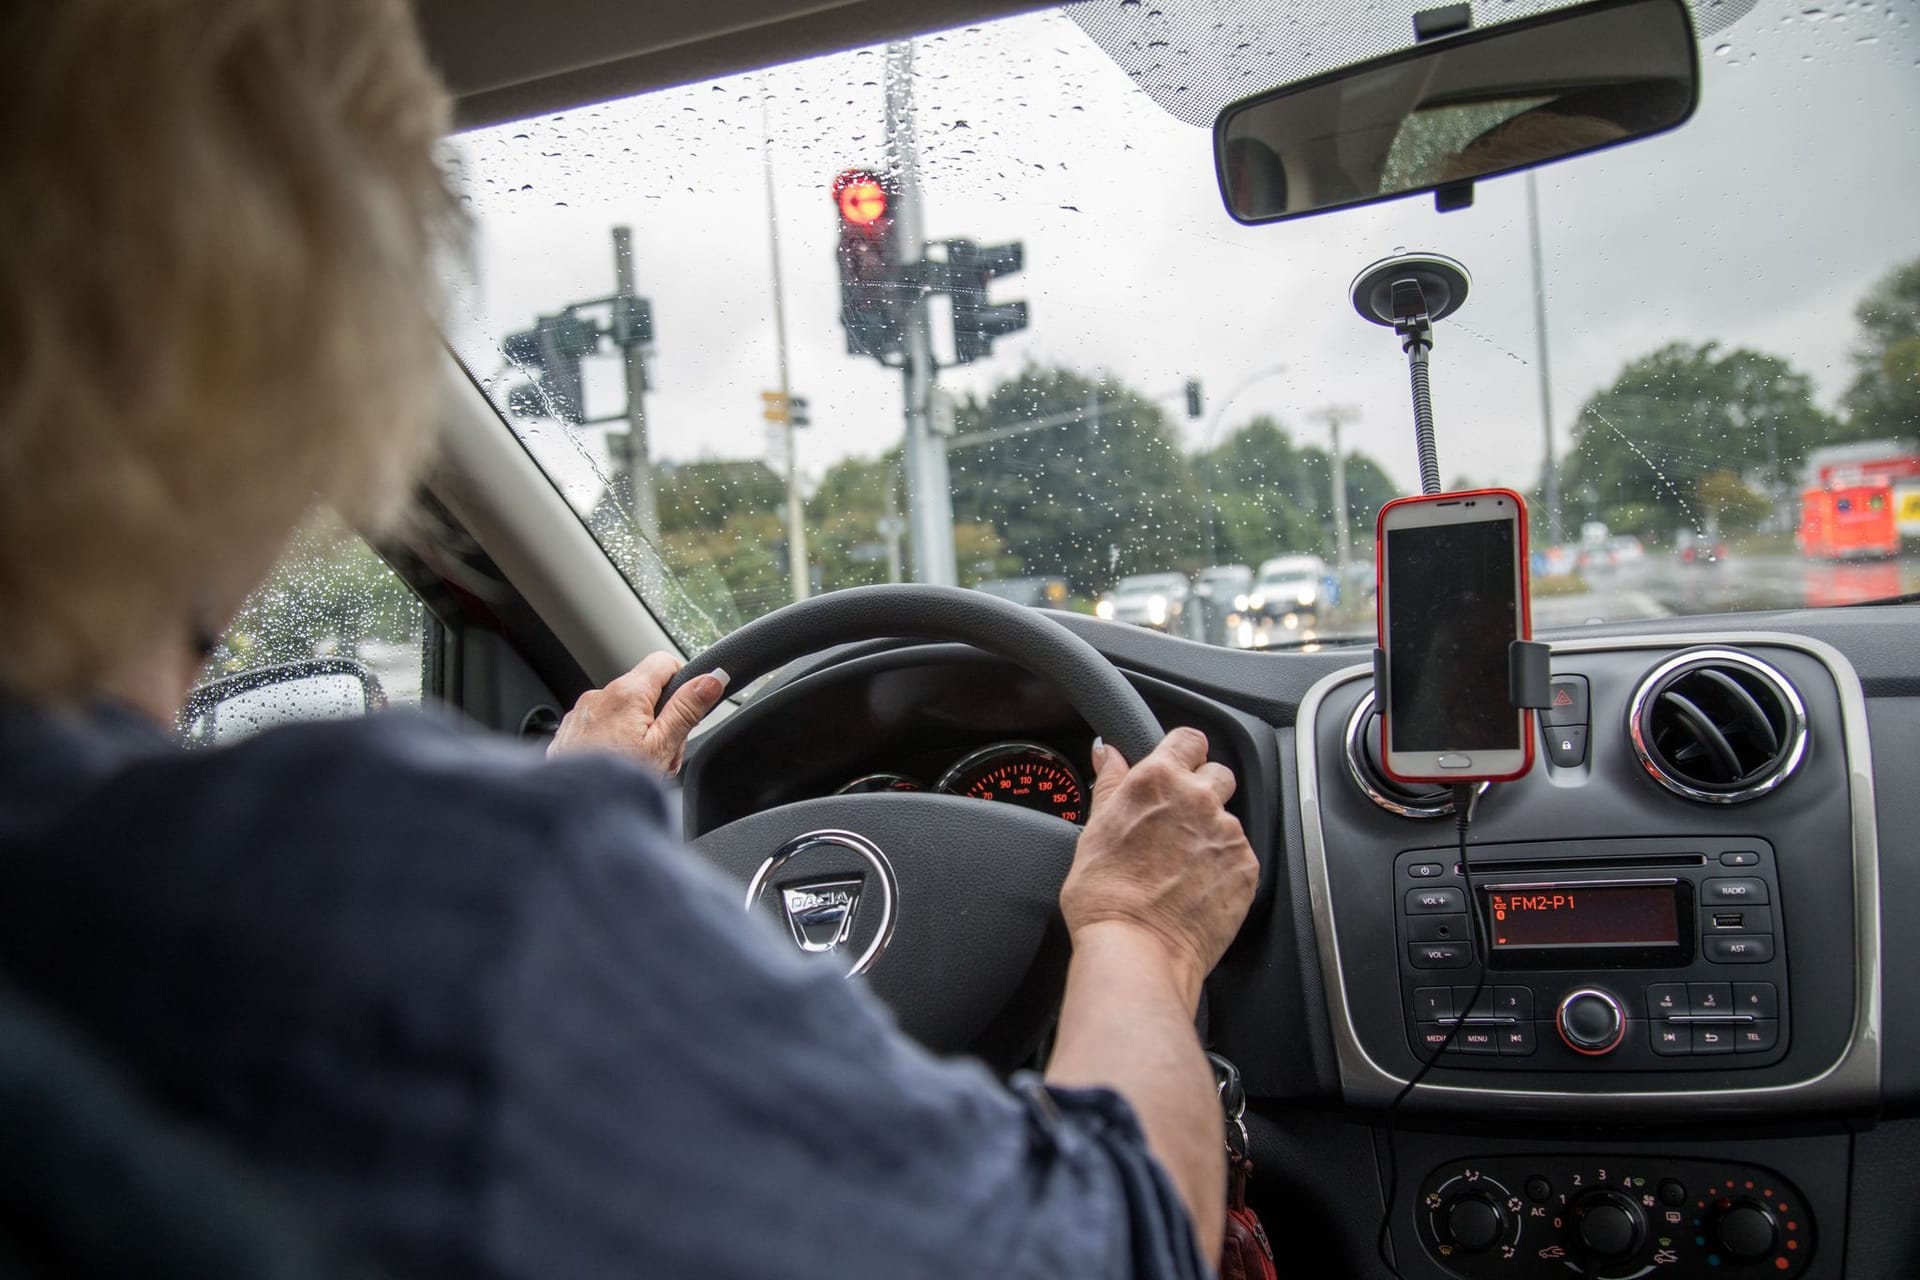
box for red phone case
[1374,488,1535,785]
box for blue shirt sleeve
[485,751,1212,1280]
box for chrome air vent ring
[1343,690,1488,819]
[1628,648,1808,805]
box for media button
[1408,862,1446,879]
[1497,1023,1536,1056]
[1414,1023,1454,1053]
[1412,987,1454,1022]
[1718,849,1761,868]
[1646,983,1687,1018]
[1410,942,1473,969]
[1687,982,1733,1016]
[1692,1025,1735,1055]
[1405,885,1465,914]
[1733,982,1779,1018]
[1702,877,1769,905]
[1734,1020,1780,1053]
[1705,935,1775,964]
[1651,1022,1690,1056]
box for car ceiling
[414,0,1053,129]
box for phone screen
[1385,516,1520,752]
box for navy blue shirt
[0,701,1207,1279]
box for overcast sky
[443,0,1919,516]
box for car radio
[1394,837,1788,1070]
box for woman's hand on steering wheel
[549,653,730,775]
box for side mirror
[180,657,386,747]
[1214,0,1698,225]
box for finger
[1088,736,1131,805]
[1197,760,1237,803]
[650,668,730,747]
[607,651,683,702]
[1153,725,1211,772]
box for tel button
[1735,1020,1780,1053]
[1703,877,1769,905]
[1406,886,1466,914]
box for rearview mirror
[180,657,386,747]
[1214,0,1698,225]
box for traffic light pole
[885,41,958,587]
[762,88,810,602]
[612,226,660,543]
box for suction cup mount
[1349,252,1472,495]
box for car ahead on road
[968,575,1069,609]
[1099,571,1199,638]
[1191,563,1254,645]
[1249,554,1328,630]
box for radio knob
[1714,1202,1780,1260]
[1574,1190,1645,1261]
[1557,988,1626,1056]
[1440,1192,1507,1252]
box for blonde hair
[0,0,455,702]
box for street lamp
[1200,363,1290,564]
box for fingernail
[708,667,731,691]
[1090,736,1106,767]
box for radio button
[1410,942,1473,969]
[1688,982,1734,1016]
[1651,1022,1690,1055]
[1705,935,1775,964]
[1496,1023,1536,1056]
[1494,986,1533,1020]
[1692,1025,1735,1055]
[1408,862,1446,879]
[1405,885,1465,914]
[1407,913,1470,944]
[1703,876,1769,905]
[1646,983,1688,1018]
[1733,982,1779,1018]
[1412,987,1454,1022]
[1734,1020,1780,1053]
[1719,849,1761,867]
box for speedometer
[935,742,1087,824]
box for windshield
[442,1,1920,652]
[1118,574,1188,597]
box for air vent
[1343,691,1486,819]
[1628,649,1808,804]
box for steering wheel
[661,585,1166,1071]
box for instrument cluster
[837,740,1087,823]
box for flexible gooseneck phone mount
[1351,252,1551,738]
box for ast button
[1406,886,1466,914]
[1543,674,1590,726]
[1410,942,1473,969]
[1705,935,1775,963]
[1544,724,1588,768]
[1703,877,1769,905]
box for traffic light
[790,396,811,428]
[833,168,909,360]
[945,239,1027,365]
[1185,378,1204,420]
[502,309,601,422]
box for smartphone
[1375,489,1533,784]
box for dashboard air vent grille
[1629,650,1807,804]
[1343,691,1485,820]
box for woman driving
[0,2,1258,1275]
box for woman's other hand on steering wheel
[1060,728,1258,992]
[548,653,730,775]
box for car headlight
[1095,598,1114,619]
[1295,585,1317,606]
[1247,593,1265,611]
[1147,595,1168,624]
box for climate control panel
[1415,1156,1812,1279]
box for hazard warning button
[1542,674,1589,727]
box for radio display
[1485,884,1680,950]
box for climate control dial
[1573,1189,1645,1261]
[1441,1193,1508,1252]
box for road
[1535,552,1920,629]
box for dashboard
[680,606,1920,1280]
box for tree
[1843,257,1920,439]
[1559,342,1842,536]
[1195,416,1401,567]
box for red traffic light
[834,170,889,227]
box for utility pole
[611,226,659,543]
[1526,173,1563,546]
[762,88,809,601]
[885,41,957,586]
[1310,404,1359,580]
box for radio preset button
[1688,982,1733,1016]
[1405,885,1465,914]
[1734,982,1779,1018]
[1406,913,1470,944]
[1408,862,1446,879]
[1412,987,1454,1022]
[1494,986,1532,1020]
[1703,876,1769,905]
[1719,849,1761,867]
[1692,1025,1735,1054]
[1646,983,1687,1017]
[1735,1020,1780,1053]
[1705,935,1775,963]
[1651,1022,1690,1055]
[1410,942,1473,969]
